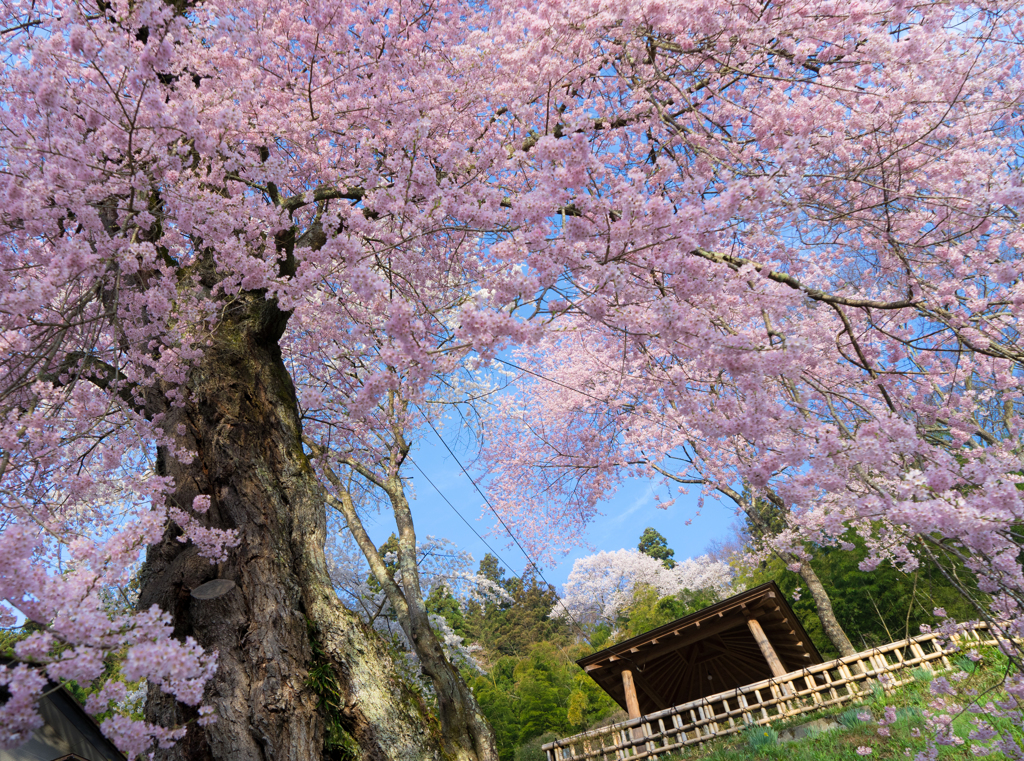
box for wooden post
[746,615,788,678]
[746,614,791,699]
[621,669,644,742]
[622,669,642,719]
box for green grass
[655,649,1022,761]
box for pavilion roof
[576,581,823,715]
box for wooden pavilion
[577,582,823,720]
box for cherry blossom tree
[553,549,734,630]
[0,0,520,757]
[5,0,1024,757]
[473,0,1024,727]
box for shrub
[743,725,779,753]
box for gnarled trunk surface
[137,299,443,760]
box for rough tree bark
[136,292,443,760]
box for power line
[493,355,682,438]
[421,415,596,646]
[411,455,600,677]
[422,416,534,568]
[492,356,610,404]
[406,454,522,584]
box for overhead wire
[420,414,597,647]
[406,454,520,584]
[408,452,601,680]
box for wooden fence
[543,626,999,761]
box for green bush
[836,707,869,728]
[743,725,778,753]
[514,732,558,761]
[953,654,978,674]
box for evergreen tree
[478,553,507,585]
[426,583,470,640]
[638,528,676,569]
[365,533,400,594]
[466,564,567,658]
[467,642,618,761]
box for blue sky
[367,427,741,592]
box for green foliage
[464,563,567,658]
[743,725,778,753]
[305,621,360,761]
[0,624,31,658]
[426,583,469,640]
[618,584,719,642]
[513,732,558,761]
[910,666,933,682]
[836,708,868,728]
[468,641,618,761]
[365,533,400,595]
[953,654,978,674]
[590,624,612,650]
[896,705,923,722]
[638,527,676,569]
[478,553,506,585]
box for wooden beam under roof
[597,602,778,670]
[577,585,786,669]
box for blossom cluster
[553,549,735,627]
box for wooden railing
[543,626,999,761]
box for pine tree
[637,528,676,569]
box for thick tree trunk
[137,298,442,760]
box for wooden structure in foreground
[544,626,997,761]
[577,582,822,720]
[0,659,125,761]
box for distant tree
[466,565,567,659]
[478,554,507,587]
[426,584,470,642]
[553,549,734,632]
[619,584,721,642]
[327,532,505,692]
[468,642,618,761]
[365,533,401,594]
[638,528,676,569]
